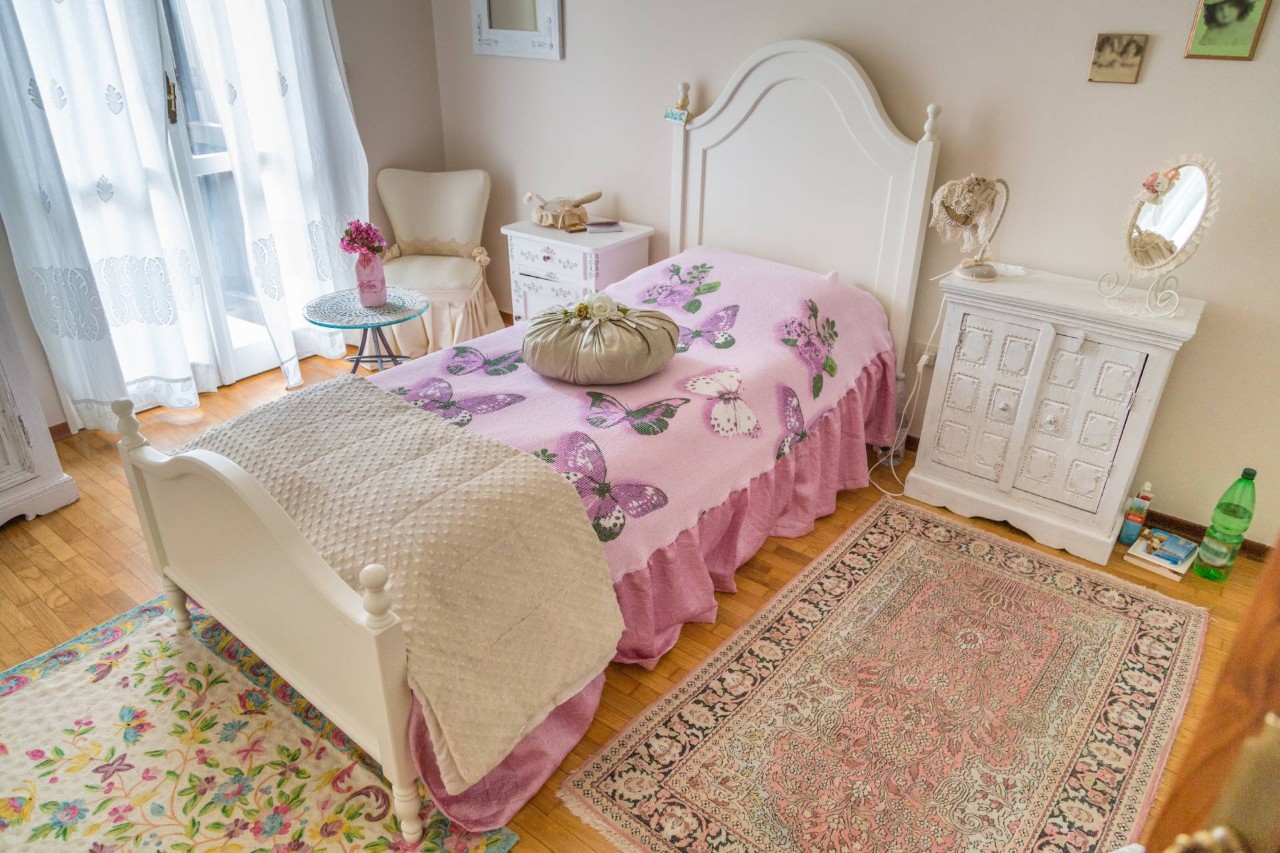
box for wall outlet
[909,340,938,368]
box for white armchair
[375,168,505,357]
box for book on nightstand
[1123,527,1199,580]
[585,219,623,233]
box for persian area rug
[562,499,1207,853]
[0,600,516,853]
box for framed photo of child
[1186,0,1272,59]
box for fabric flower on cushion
[586,292,617,318]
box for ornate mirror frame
[471,0,563,61]
[1125,154,1220,276]
[1098,153,1220,318]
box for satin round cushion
[522,308,679,385]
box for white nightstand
[904,269,1204,565]
[500,220,654,321]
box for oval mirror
[1126,157,1218,275]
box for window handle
[165,73,177,124]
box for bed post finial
[359,564,396,630]
[112,398,148,450]
[924,103,941,142]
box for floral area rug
[562,499,1207,852]
[0,600,516,853]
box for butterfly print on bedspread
[550,432,667,542]
[394,377,524,426]
[780,298,839,398]
[775,386,810,459]
[584,391,690,436]
[446,345,523,376]
[639,262,720,313]
[677,305,739,353]
[685,368,760,438]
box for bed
[113,40,940,840]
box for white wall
[331,0,446,236]
[430,0,1280,543]
[0,0,446,428]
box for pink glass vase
[356,251,387,307]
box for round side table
[303,287,430,373]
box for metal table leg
[349,328,369,374]
[345,325,412,372]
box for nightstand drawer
[510,273,589,322]
[509,236,590,282]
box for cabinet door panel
[0,372,36,492]
[931,314,1043,482]
[1013,336,1146,512]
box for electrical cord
[869,297,947,497]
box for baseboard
[501,310,515,327]
[49,422,72,441]
[1146,510,1271,563]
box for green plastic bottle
[1191,468,1257,581]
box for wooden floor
[0,352,1263,851]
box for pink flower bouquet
[339,220,386,256]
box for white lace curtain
[0,0,365,428]
[0,0,216,429]
[184,0,364,385]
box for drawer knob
[997,401,1011,413]
[1045,415,1060,428]
[542,254,551,262]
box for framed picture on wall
[1186,0,1272,59]
[1089,33,1149,82]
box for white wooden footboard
[112,400,425,843]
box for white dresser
[0,300,78,527]
[905,270,1203,565]
[500,220,653,321]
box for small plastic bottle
[1117,482,1154,547]
[1191,468,1257,581]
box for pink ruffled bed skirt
[410,349,897,831]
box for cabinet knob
[998,401,1011,413]
[1045,415,1059,428]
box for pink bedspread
[368,248,897,829]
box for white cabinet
[500,220,654,321]
[0,300,78,526]
[905,270,1203,565]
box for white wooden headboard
[670,39,940,377]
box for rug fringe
[558,787,650,853]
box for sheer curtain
[1,0,220,428]
[184,0,365,386]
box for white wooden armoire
[905,270,1203,565]
[0,299,78,526]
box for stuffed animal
[523,191,603,231]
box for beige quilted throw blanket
[183,376,622,794]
